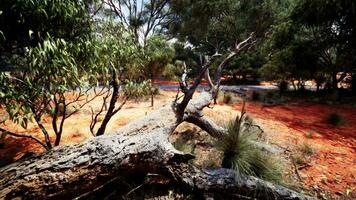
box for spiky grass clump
[216,114,282,184]
[298,142,314,156]
[223,92,234,104]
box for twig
[0,127,48,150]
[292,160,303,182]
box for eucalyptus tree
[93,0,174,107]
[144,35,174,106]
[168,0,278,84]
[0,0,98,149]
[99,0,171,44]
[291,0,356,91]
[259,0,356,92]
[88,18,150,136]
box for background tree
[88,18,150,136]
[0,0,98,149]
[144,35,174,106]
[99,0,171,44]
[169,0,278,83]
[262,0,356,92]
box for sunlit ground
[0,89,355,198]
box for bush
[305,131,314,139]
[251,91,261,101]
[216,116,282,184]
[298,142,314,156]
[326,112,344,126]
[278,81,289,93]
[151,86,160,95]
[123,80,151,101]
[223,93,233,104]
[223,92,237,104]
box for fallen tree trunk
[0,34,314,199]
[0,100,313,200]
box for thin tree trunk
[96,72,120,136]
[150,71,154,107]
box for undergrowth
[326,112,344,126]
[215,103,283,184]
[173,137,194,154]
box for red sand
[0,91,355,197]
[233,101,356,196]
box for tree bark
[96,72,120,136]
[0,94,314,200]
[0,33,314,199]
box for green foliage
[262,0,356,91]
[144,35,175,79]
[326,112,344,126]
[93,19,143,82]
[223,93,237,104]
[223,93,233,104]
[0,0,92,53]
[123,80,151,101]
[0,36,90,128]
[0,0,96,148]
[216,116,282,184]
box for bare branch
[183,115,226,138]
[205,68,215,89]
[179,62,189,93]
[0,127,49,150]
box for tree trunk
[0,34,314,199]
[96,73,120,136]
[332,71,338,90]
[150,72,154,107]
[0,93,314,200]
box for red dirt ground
[233,101,356,198]
[0,91,355,198]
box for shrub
[251,91,261,101]
[123,80,151,101]
[216,114,282,184]
[223,92,237,104]
[326,112,344,126]
[305,131,314,139]
[223,93,233,104]
[291,154,306,165]
[278,81,289,93]
[151,86,160,95]
[298,142,314,156]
